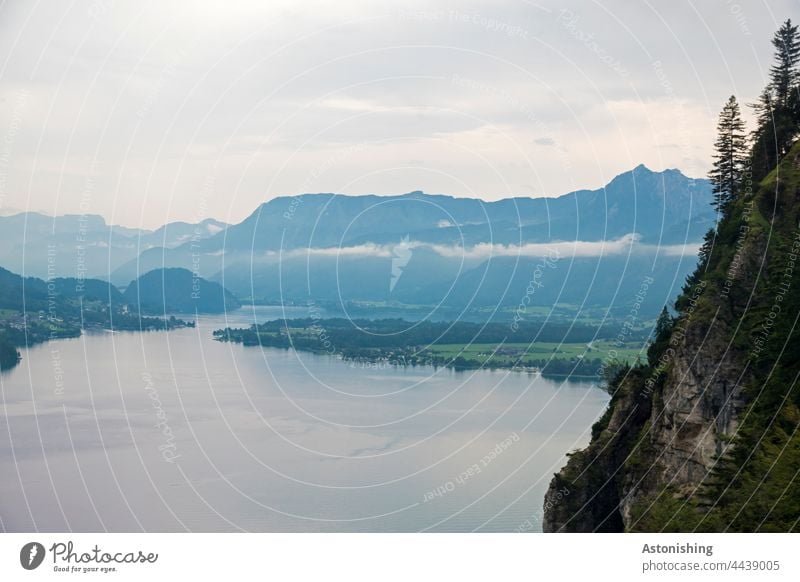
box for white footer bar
[1,533,796,581]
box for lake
[0,306,609,532]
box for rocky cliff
[544,143,800,532]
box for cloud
[246,234,700,262]
[425,233,699,260]
[0,0,796,227]
[248,243,393,261]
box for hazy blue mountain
[111,165,713,292]
[0,212,226,281]
[145,218,227,247]
[210,248,696,318]
[51,277,127,305]
[422,252,699,315]
[186,164,713,253]
[123,268,240,314]
[0,266,125,312]
[0,265,51,311]
[0,264,200,371]
[30,164,711,315]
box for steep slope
[543,143,800,532]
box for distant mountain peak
[628,164,693,180]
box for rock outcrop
[544,144,800,532]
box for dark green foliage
[631,141,800,532]
[215,317,644,376]
[749,90,780,182]
[646,307,673,367]
[550,19,800,533]
[215,317,628,348]
[124,268,241,314]
[0,265,195,370]
[749,20,800,182]
[770,19,800,107]
[52,277,126,305]
[709,96,748,212]
[0,334,20,371]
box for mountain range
[1,165,714,318]
[0,212,226,281]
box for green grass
[424,340,645,366]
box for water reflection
[0,307,608,532]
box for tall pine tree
[751,19,800,179]
[709,96,747,213]
[749,89,778,180]
[770,19,800,108]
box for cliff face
[544,144,800,532]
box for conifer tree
[748,21,800,181]
[770,19,800,107]
[653,306,672,341]
[749,89,778,180]
[709,96,747,212]
[647,306,673,366]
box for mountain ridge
[113,165,712,288]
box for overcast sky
[0,0,796,228]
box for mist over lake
[0,307,608,532]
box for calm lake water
[0,306,609,532]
